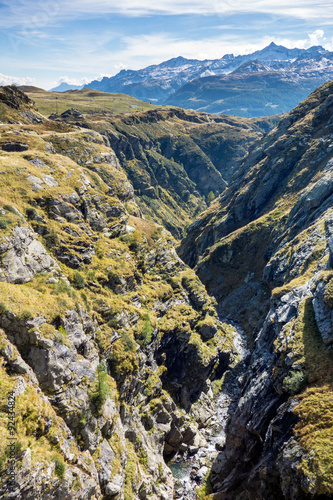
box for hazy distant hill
[50,82,84,92]
[164,69,332,117]
[17,85,46,93]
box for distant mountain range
[52,43,333,117]
[50,82,84,92]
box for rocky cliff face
[179,81,333,499]
[49,104,278,239]
[0,86,242,499]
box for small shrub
[0,302,8,314]
[55,282,71,295]
[91,363,110,414]
[207,191,215,204]
[324,278,333,307]
[44,230,58,248]
[26,208,38,220]
[90,173,101,188]
[142,314,153,345]
[3,205,16,214]
[123,332,136,353]
[39,323,56,338]
[55,325,67,344]
[79,411,87,426]
[20,310,33,321]
[0,218,8,229]
[96,249,104,259]
[73,478,82,491]
[109,333,138,377]
[120,232,141,251]
[72,271,85,289]
[52,455,66,479]
[81,292,91,311]
[87,270,95,280]
[283,370,307,395]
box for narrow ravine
[170,323,249,499]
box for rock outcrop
[179,80,333,499]
[0,85,44,124]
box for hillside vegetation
[19,87,159,116]
[23,87,279,238]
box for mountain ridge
[78,43,333,109]
[164,68,332,117]
[19,85,280,238]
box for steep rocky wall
[179,81,333,499]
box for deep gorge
[0,83,332,500]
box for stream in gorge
[168,323,249,499]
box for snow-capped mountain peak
[81,43,333,105]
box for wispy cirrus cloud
[91,29,333,68]
[1,0,333,26]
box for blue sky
[0,0,333,89]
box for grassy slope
[23,88,160,116]
[22,88,276,239]
[0,88,240,497]
[0,144,189,494]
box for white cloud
[93,30,333,70]
[262,30,331,50]
[48,73,115,89]
[212,0,333,20]
[2,0,333,27]
[308,29,325,45]
[114,63,127,71]
[0,73,35,86]
[95,73,114,81]
[58,76,90,85]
